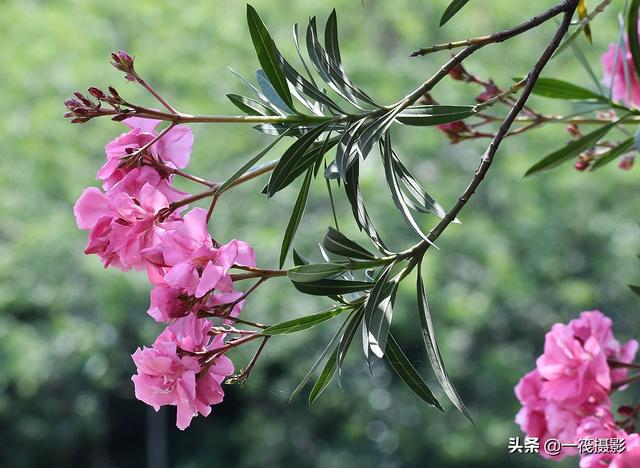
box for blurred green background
[0,0,638,466]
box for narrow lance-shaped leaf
[262,305,350,335]
[217,128,294,194]
[629,0,640,81]
[292,278,374,296]
[629,284,640,296]
[279,168,314,268]
[381,135,435,246]
[290,313,352,401]
[337,305,364,374]
[440,0,471,26]
[396,105,475,126]
[227,94,277,116]
[577,0,592,44]
[523,77,605,101]
[417,263,474,424]
[322,227,376,260]
[525,119,623,176]
[309,347,338,404]
[385,333,443,409]
[592,137,635,169]
[246,5,294,108]
[256,69,294,114]
[288,263,349,282]
[364,263,398,358]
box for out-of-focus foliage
[0,0,637,467]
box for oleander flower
[100,117,193,190]
[74,181,178,270]
[161,208,256,298]
[610,433,640,468]
[131,316,233,430]
[576,406,627,468]
[537,323,611,408]
[601,39,640,107]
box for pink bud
[618,155,635,170]
[574,159,589,171]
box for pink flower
[601,41,640,107]
[161,208,256,298]
[576,406,627,467]
[131,316,234,430]
[74,181,177,271]
[569,310,639,386]
[537,323,611,408]
[99,118,193,190]
[610,433,640,468]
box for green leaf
[292,279,374,296]
[381,134,434,245]
[309,347,338,403]
[292,248,309,267]
[246,5,294,109]
[592,137,635,170]
[385,333,443,409]
[628,0,640,81]
[288,263,349,282]
[525,119,622,176]
[417,264,473,424]
[216,129,293,195]
[266,122,331,196]
[256,69,294,114]
[364,263,400,358]
[396,105,475,126]
[630,284,640,296]
[337,305,364,373]
[290,313,352,401]
[279,168,314,268]
[344,160,390,254]
[262,305,350,335]
[440,0,470,26]
[526,77,605,101]
[227,94,277,116]
[322,227,375,260]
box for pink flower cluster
[74,118,256,429]
[515,311,639,465]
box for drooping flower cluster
[515,311,639,465]
[74,117,256,429]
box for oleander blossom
[74,177,181,271]
[601,37,640,107]
[515,310,638,463]
[100,117,193,191]
[131,315,234,430]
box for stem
[613,373,640,390]
[410,2,570,57]
[232,336,271,385]
[134,74,179,114]
[412,0,579,255]
[230,265,288,281]
[609,359,640,370]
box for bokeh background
[0,0,638,466]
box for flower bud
[574,159,589,171]
[618,155,635,170]
[110,50,135,76]
[88,87,105,99]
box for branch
[417,0,579,253]
[410,2,571,57]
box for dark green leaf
[364,263,399,358]
[292,248,309,267]
[266,122,331,196]
[227,94,277,116]
[279,168,314,268]
[338,305,364,373]
[385,333,443,409]
[628,0,640,81]
[382,134,434,245]
[525,120,621,176]
[263,305,350,335]
[309,347,338,403]
[440,0,470,26]
[246,5,294,108]
[417,263,474,424]
[322,227,376,260]
[592,137,635,170]
[256,69,294,114]
[344,161,390,254]
[526,77,605,101]
[290,313,352,401]
[397,105,474,126]
[288,263,349,282]
[630,284,640,296]
[292,279,374,296]
[217,129,293,194]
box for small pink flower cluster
[515,311,639,466]
[74,118,256,429]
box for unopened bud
[110,50,135,75]
[574,159,589,171]
[73,91,92,107]
[88,87,105,99]
[448,64,467,81]
[618,155,635,170]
